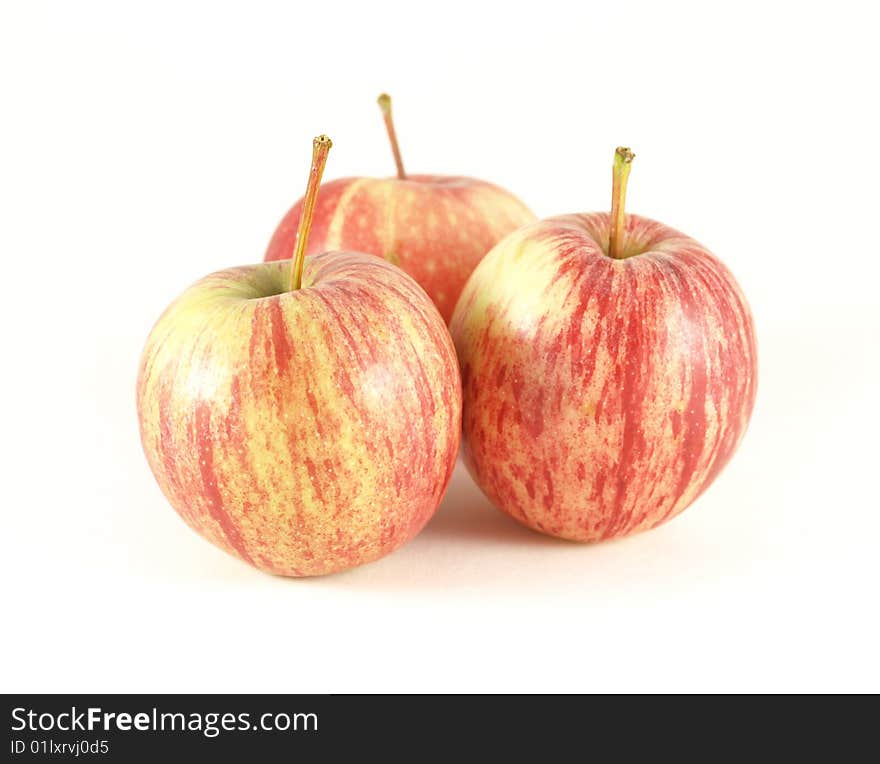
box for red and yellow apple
[137,137,461,576]
[264,94,536,323]
[450,148,757,541]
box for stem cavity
[290,135,332,291]
[377,93,406,179]
[609,146,635,260]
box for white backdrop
[1,0,877,692]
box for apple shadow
[417,461,568,549]
[130,459,578,590]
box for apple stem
[289,135,332,292]
[377,93,406,180]
[609,146,635,260]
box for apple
[264,94,536,323]
[449,147,758,542]
[137,136,462,576]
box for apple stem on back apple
[609,146,635,260]
[289,135,333,291]
[377,93,407,180]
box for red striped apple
[450,148,757,542]
[137,136,461,576]
[264,94,536,323]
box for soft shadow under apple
[417,460,567,548]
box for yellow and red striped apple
[450,148,757,542]
[137,136,461,576]
[265,94,535,323]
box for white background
[1,0,878,692]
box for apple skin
[449,212,757,542]
[137,252,461,576]
[264,175,536,323]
